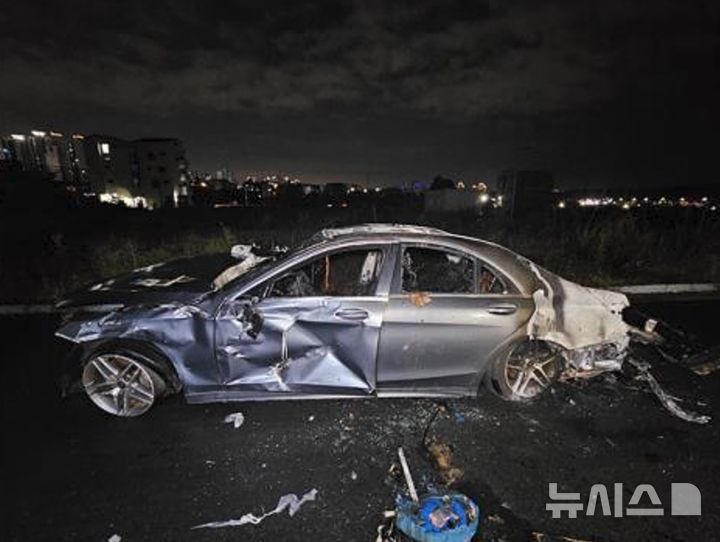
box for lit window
[97,143,111,156]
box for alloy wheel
[82,354,157,416]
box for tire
[486,339,563,401]
[81,348,168,417]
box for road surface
[3,300,720,541]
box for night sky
[1,0,718,187]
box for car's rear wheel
[81,352,165,417]
[487,339,563,400]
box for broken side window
[268,249,384,298]
[401,247,474,294]
[478,264,507,294]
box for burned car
[57,224,645,417]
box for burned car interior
[400,246,508,295]
[54,224,718,423]
[266,248,385,298]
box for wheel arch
[79,338,183,394]
[482,335,567,399]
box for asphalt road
[3,299,720,541]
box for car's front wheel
[81,352,166,417]
[486,339,563,400]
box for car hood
[56,253,237,309]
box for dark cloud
[1,0,718,185]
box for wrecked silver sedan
[56,224,634,417]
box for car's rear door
[375,242,534,395]
[215,243,394,397]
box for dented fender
[56,303,219,390]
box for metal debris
[192,488,318,529]
[629,360,711,424]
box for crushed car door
[215,245,392,396]
[375,243,534,393]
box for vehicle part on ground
[81,353,163,416]
[627,359,711,424]
[193,488,318,529]
[488,340,562,400]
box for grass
[1,202,718,303]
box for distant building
[82,135,187,209]
[83,135,136,204]
[423,175,489,214]
[191,177,239,207]
[1,131,89,186]
[497,169,555,219]
[66,134,89,186]
[1,130,188,207]
[133,138,188,208]
[1,131,61,178]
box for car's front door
[376,243,534,394]
[215,244,393,397]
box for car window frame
[260,246,387,299]
[390,242,517,297]
[224,241,396,306]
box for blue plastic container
[396,493,480,542]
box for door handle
[334,307,370,321]
[486,303,517,315]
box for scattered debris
[628,360,711,424]
[427,442,464,486]
[398,447,419,502]
[531,533,593,542]
[192,489,318,529]
[375,511,399,542]
[690,358,720,376]
[420,404,464,486]
[224,412,245,429]
[486,513,505,525]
